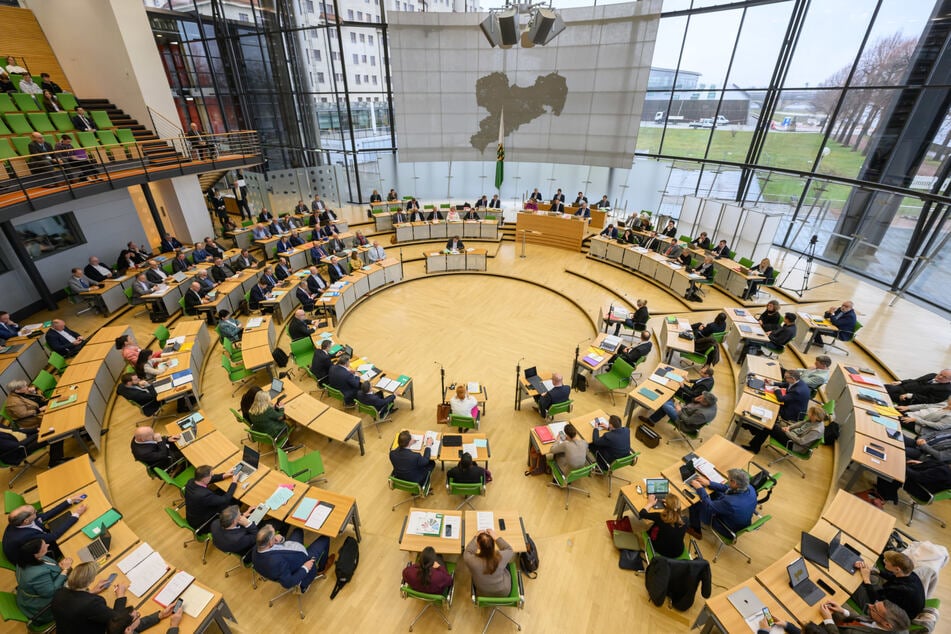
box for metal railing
[0,130,262,209]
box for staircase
[77,98,181,164]
[199,169,230,194]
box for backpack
[329,536,359,599]
[271,347,289,368]
[519,533,538,578]
[824,421,840,446]
[573,373,587,392]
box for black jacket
[887,373,951,406]
[130,437,181,470]
[644,556,711,611]
[51,589,127,634]
[184,475,237,532]
[288,317,314,341]
[211,519,257,562]
[309,349,333,383]
[2,499,76,562]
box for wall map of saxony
[469,71,568,153]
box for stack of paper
[462,442,477,457]
[407,511,443,536]
[424,431,441,455]
[648,373,670,387]
[118,544,169,597]
[541,380,554,392]
[549,421,568,437]
[375,377,401,392]
[750,405,773,420]
[476,512,494,531]
[180,584,214,618]
[153,570,195,607]
[467,382,480,394]
[407,434,424,451]
[246,317,263,328]
[693,457,725,484]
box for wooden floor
[2,205,949,633]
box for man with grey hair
[767,369,811,422]
[819,599,911,633]
[641,391,718,435]
[252,523,332,592]
[327,353,360,405]
[782,355,832,390]
[211,505,258,563]
[686,467,757,540]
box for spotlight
[526,8,565,46]
[497,8,519,47]
[479,14,502,48]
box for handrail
[147,106,185,139]
[0,130,263,210]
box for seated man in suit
[251,223,271,241]
[211,505,259,563]
[427,208,443,221]
[819,600,910,633]
[325,235,346,253]
[686,468,757,540]
[551,188,565,202]
[170,252,193,273]
[267,219,284,237]
[711,240,731,259]
[409,208,426,222]
[593,195,611,209]
[474,195,488,209]
[309,242,330,263]
[0,424,65,467]
[599,224,618,239]
[690,232,712,250]
[68,268,102,296]
[288,230,305,247]
[190,242,210,264]
[305,266,328,294]
[675,364,714,402]
[851,551,925,623]
[488,194,501,209]
[258,208,274,224]
[45,319,85,358]
[160,234,183,253]
[766,312,798,351]
[71,107,97,131]
[606,330,652,370]
[766,369,811,422]
[327,257,347,283]
[886,368,951,406]
[118,373,162,416]
[783,355,832,391]
[195,270,216,296]
[26,131,60,175]
[393,209,409,224]
[0,311,19,340]
[288,309,315,341]
[295,285,316,312]
[390,429,435,488]
[130,273,157,305]
[234,249,258,270]
[83,256,114,283]
[183,282,206,316]
[253,524,332,592]
[275,235,293,254]
[3,498,87,562]
[144,260,168,285]
[274,257,292,281]
[660,241,683,260]
[249,280,270,312]
[355,380,396,417]
[130,425,183,470]
[640,391,717,434]
[367,241,386,263]
[529,188,543,201]
[309,340,338,384]
[463,207,480,221]
[446,236,464,251]
[550,199,565,213]
[210,258,236,283]
[327,354,361,404]
[535,372,570,418]
[588,414,631,471]
[573,202,591,218]
[203,237,225,259]
[812,300,858,346]
[184,465,239,534]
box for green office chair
[325,385,355,410]
[289,336,314,369]
[602,451,640,497]
[0,548,14,572]
[642,533,695,571]
[767,434,823,479]
[220,337,243,364]
[711,514,772,563]
[738,257,754,269]
[154,324,171,348]
[356,401,393,438]
[123,287,149,318]
[154,464,196,507]
[0,590,56,633]
[46,351,68,375]
[825,321,863,356]
[31,369,58,398]
[594,358,636,405]
[164,507,213,564]
[246,425,290,461]
[389,475,430,511]
[909,598,942,634]
[680,345,715,370]
[449,412,478,432]
[903,487,951,528]
[57,93,78,110]
[545,399,573,422]
[4,490,41,514]
[276,446,327,485]
[547,458,597,509]
[693,267,716,298]
[221,353,258,395]
[222,549,259,589]
[401,560,456,631]
[666,420,705,451]
[471,562,523,634]
[447,477,485,510]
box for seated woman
[691,312,727,364]
[239,386,262,422]
[743,403,827,454]
[51,562,126,632]
[348,251,363,272]
[618,228,639,245]
[638,495,687,558]
[402,546,453,595]
[116,334,160,367]
[464,530,514,598]
[134,349,164,382]
[217,310,243,343]
[523,198,538,211]
[245,389,291,441]
[447,452,487,484]
[897,397,951,434]
[612,298,649,336]
[4,379,48,430]
[449,384,479,421]
[742,257,774,300]
[758,300,781,332]
[15,538,71,624]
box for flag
[495,110,504,190]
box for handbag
[636,424,661,449]
[618,549,644,571]
[436,403,450,424]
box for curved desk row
[588,236,706,300]
[394,220,501,243]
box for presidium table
[515,211,590,251]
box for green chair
[164,507,213,564]
[666,419,705,451]
[221,337,243,363]
[904,487,951,528]
[389,475,430,511]
[0,93,15,113]
[95,129,124,160]
[90,110,114,129]
[154,324,171,348]
[356,401,392,438]
[680,345,715,369]
[289,336,314,369]
[642,531,693,567]
[12,93,40,112]
[276,446,327,485]
[0,590,56,632]
[471,562,523,634]
[711,514,772,563]
[767,433,824,479]
[229,407,248,426]
[400,560,456,631]
[241,220,254,227]
[4,490,42,514]
[602,451,639,497]
[449,412,478,432]
[222,549,259,588]
[46,351,68,375]
[594,358,636,405]
[49,111,74,132]
[154,464,196,505]
[825,321,863,356]
[711,331,727,344]
[221,354,258,395]
[693,268,716,298]
[115,128,142,159]
[26,112,55,133]
[31,369,58,398]
[178,296,189,316]
[447,477,485,510]
[545,399,573,422]
[738,257,754,269]
[0,549,13,572]
[57,93,78,110]
[246,425,289,460]
[547,458,596,509]
[325,385,355,410]
[678,234,692,244]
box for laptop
[727,587,768,631]
[787,557,825,605]
[829,530,862,572]
[232,446,260,482]
[524,367,547,394]
[801,531,830,569]
[268,377,284,400]
[153,378,173,394]
[171,271,187,283]
[679,460,699,485]
[176,426,197,447]
[644,478,669,509]
[77,525,111,563]
[746,376,766,391]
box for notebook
[78,526,111,563]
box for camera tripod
[779,234,837,297]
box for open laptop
[746,375,766,392]
[175,415,201,447]
[829,530,863,571]
[679,460,700,485]
[787,557,825,605]
[727,586,768,631]
[524,367,547,394]
[232,446,260,482]
[801,531,830,569]
[268,377,284,399]
[645,478,669,509]
[77,525,111,563]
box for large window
[15,213,85,261]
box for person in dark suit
[812,300,858,346]
[211,505,258,563]
[203,237,224,259]
[886,370,951,406]
[447,452,486,485]
[390,429,435,488]
[273,258,292,281]
[289,230,306,247]
[327,257,347,283]
[71,107,97,131]
[767,312,797,350]
[355,380,395,417]
[325,235,346,253]
[288,310,315,341]
[594,195,611,209]
[266,219,283,237]
[234,249,257,270]
[27,131,59,175]
[309,243,330,263]
[249,280,269,311]
[572,192,587,206]
[488,194,501,209]
[51,562,130,634]
[45,320,85,357]
[3,498,86,562]
[208,189,228,224]
[463,208,480,221]
[711,240,730,259]
[690,232,712,250]
[405,198,420,211]
[675,365,714,402]
[210,258,236,283]
[170,253,192,274]
[607,330,652,370]
[550,200,565,213]
[0,311,19,340]
[195,270,216,297]
[184,465,238,533]
[183,282,205,316]
[252,524,331,592]
[257,208,274,224]
[327,355,361,404]
[446,236,464,251]
[83,257,113,283]
[551,189,565,203]
[160,234,183,253]
[143,261,166,286]
[369,190,383,203]
[275,236,293,254]
[768,369,811,422]
[305,266,328,294]
[474,195,488,209]
[118,373,163,417]
[536,373,571,418]
[409,208,426,222]
[686,468,757,539]
[393,209,409,224]
[588,414,631,470]
[599,224,618,239]
[427,208,443,221]
[295,285,316,312]
[130,424,183,470]
[818,600,910,633]
[529,188,543,201]
[309,340,338,384]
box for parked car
[689,115,729,128]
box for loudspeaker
[527,8,565,46]
[497,8,519,47]
[479,14,501,48]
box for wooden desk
[821,489,896,553]
[437,432,490,466]
[696,579,796,634]
[307,407,366,455]
[285,487,361,540]
[852,407,904,449]
[462,511,527,552]
[47,486,113,543]
[59,520,139,568]
[37,457,100,507]
[845,430,905,488]
[577,333,615,374]
[755,549,848,626]
[794,312,838,355]
[238,470,306,522]
[515,211,587,251]
[529,409,598,457]
[728,392,780,441]
[659,435,754,508]
[516,370,554,410]
[658,317,697,365]
[180,431,240,470]
[281,390,330,428]
[141,578,231,634]
[399,507,464,554]
[623,363,688,425]
[801,518,873,594]
[444,381,488,415]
